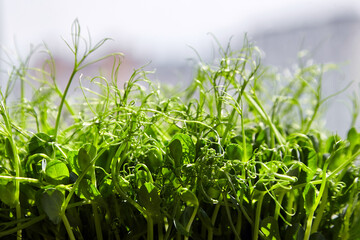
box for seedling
[0,20,359,240]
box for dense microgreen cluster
[0,20,359,240]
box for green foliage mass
[0,20,359,240]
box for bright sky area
[1,0,360,63]
[1,0,360,137]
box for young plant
[0,20,359,240]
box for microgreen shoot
[0,20,359,240]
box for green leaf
[327,141,347,171]
[255,128,270,147]
[325,135,342,153]
[79,178,101,201]
[226,144,242,160]
[135,170,149,188]
[21,184,37,207]
[67,150,81,176]
[95,145,118,173]
[5,138,14,161]
[82,143,97,160]
[295,146,318,184]
[226,142,252,161]
[169,133,196,167]
[174,218,190,237]
[303,183,316,214]
[45,160,70,185]
[118,176,132,192]
[0,180,16,207]
[309,232,326,240]
[352,144,360,155]
[78,147,91,172]
[260,216,281,240]
[40,188,64,224]
[137,183,161,220]
[284,223,305,240]
[349,208,360,239]
[347,127,358,146]
[178,188,199,207]
[99,176,113,198]
[198,207,213,229]
[244,143,253,161]
[169,139,182,168]
[308,134,320,153]
[145,147,163,172]
[76,178,101,201]
[306,148,317,181]
[28,133,53,156]
[206,186,221,200]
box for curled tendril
[331,181,346,199]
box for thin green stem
[92,203,103,240]
[304,162,329,240]
[147,216,154,240]
[235,210,242,237]
[274,191,285,221]
[53,85,76,117]
[60,146,108,216]
[0,214,46,238]
[253,192,265,240]
[0,101,23,240]
[15,202,21,240]
[223,171,253,225]
[0,175,40,184]
[208,202,221,240]
[54,67,78,140]
[221,80,248,146]
[304,101,320,134]
[158,221,164,240]
[61,214,76,240]
[223,192,241,240]
[304,208,315,240]
[244,92,285,148]
[91,132,103,240]
[341,178,358,240]
[20,74,25,131]
[184,205,199,240]
[241,100,248,162]
[311,185,328,234]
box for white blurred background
[1,0,360,137]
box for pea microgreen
[0,20,359,240]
